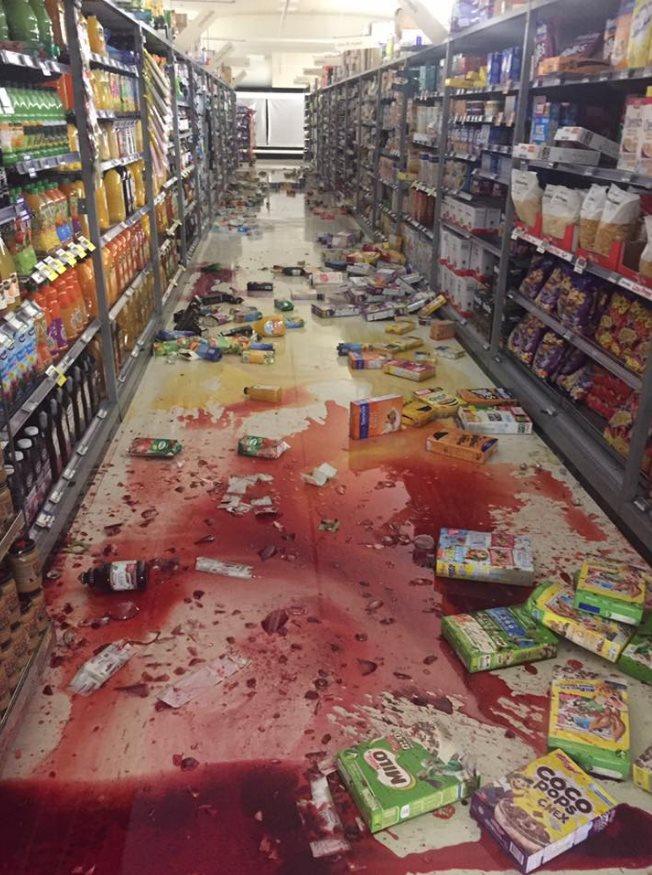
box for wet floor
[0,177,650,874]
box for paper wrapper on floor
[470,749,617,874]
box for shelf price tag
[70,241,87,258]
[44,255,67,275]
[35,260,59,282]
[78,236,96,253]
[57,248,77,267]
[46,364,67,387]
[574,256,586,274]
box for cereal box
[349,394,403,440]
[526,581,634,662]
[384,359,437,382]
[442,605,557,672]
[385,320,415,335]
[617,612,652,685]
[430,320,456,340]
[436,528,536,586]
[457,388,516,407]
[336,730,479,833]
[426,422,498,464]
[548,668,631,780]
[457,405,533,435]
[470,749,617,873]
[574,559,650,626]
[633,744,652,792]
[348,350,390,370]
[401,389,459,427]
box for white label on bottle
[109,561,139,591]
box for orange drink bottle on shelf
[104,169,126,225]
[132,160,145,209]
[86,15,107,55]
[76,258,97,319]
[42,280,68,354]
[95,177,110,232]
[102,246,118,306]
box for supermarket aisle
[0,183,651,875]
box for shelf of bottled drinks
[0,0,237,579]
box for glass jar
[1,639,18,689]
[8,538,41,596]
[30,591,49,633]
[0,661,10,711]
[0,482,14,531]
[0,566,20,627]
[10,621,29,671]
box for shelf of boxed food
[507,290,643,391]
[530,66,652,92]
[402,215,434,240]
[447,84,519,98]
[440,219,502,257]
[4,321,101,440]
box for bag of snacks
[542,186,584,240]
[554,349,594,401]
[579,184,608,250]
[532,331,567,380]
[518,255,556,299]
[507,314,546,365]
[533,264,573,313]
[511,170,543,227]
[640,214,652,278]
[556,274,610,334]
[592,185,640,255]
[627,0,652,68]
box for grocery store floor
[1,174,651,874]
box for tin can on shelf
[10,621,30,671]
[0,482,14,531]
[0,567,20,628]
[8,539,42,597]
[0,662,10,711]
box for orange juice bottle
[102,246,118,305]
[132,160,146,209]
[87,15,107,56]
[66,269,88,326]
[104,169,125,225]
[23,184,46,254]
[57,283,77,341]
[60,178,83,237]
[44,281,68,353]
[95,176,110,232]
[76,258,96,318]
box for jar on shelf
[29,591,49,634]
[10,621,29,672]
[0,481,14,532]
[0,566,20,628]
[0,661,10,712]
[8,539,42,597]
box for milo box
[574,559,650,626]
[128,438,182,458]
[617,612,652,685]
[336,731,479,833]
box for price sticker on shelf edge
[46,364,67,387]
[44,255,67,275]
[36,261,59,282]
[57,248,77,267]
[78,236,96,253]
[70,242,87,259]
[574,256,586,274]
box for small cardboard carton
[573,559,650,626]
[617,612,652,685]
[633,745,652,792]
[470,750,617,873]
[337,730,479,833]
[526,581,634,662]
[349,394,403,440]
[436,528,535,586]
[458,405,533,435]
[430,320,456,340]
[554,126,620,160]
[442,604,557,672]
[426,423,497,464]
[348,350,390,370]
[457,387,516,407]
[548,668,631,780]
[384,358,437,382]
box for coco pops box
[526,581,634,662]
[470,749,617,873]
[548,668,631,780]
[573,559,650,626]
[336,730,479,833]
[436,528,536,586]
[442,604,558,672]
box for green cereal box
[336,730,479,833]
[574,559,650,625]
[442,605,557,673]
[633,745,652,792]
[617,612,652,685]
[526,580,634,662]
[548,668,630,780]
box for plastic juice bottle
[132,160,146,209]
[244,386,282,403]
[102,248,118,305]
[106,124,119,159]
[66,271,88,330]
[38,184,60,252]
[23,185,46,255]
[0,2,9,40]
[0,233,20,311]
[135,120,143,152]
[51,183,72,243]
[19,300,51,371]
[57,283,79,341]
[95,177,110,231]
[104,169,126,224]
[29,0,56,58]
[45,0,67,57]
[76,258,96,318]
[107,239,123,294]
[32,286,55,356]
[42,281,67,354]
[4,0,40,49]
[86,15,107,56]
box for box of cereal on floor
[548,668,631,780]
[470,750,617,873]
[436,528,536,586]
[633,745,652,792]
[442,604,558,672]
[617,612,652,684]
[527,581,634,662]
[349,394,403,439]
[573,559,650,626]
[336,730,479,833]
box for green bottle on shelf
[4,0,40,51]
[0,2,10,42]
[29,0,57,58]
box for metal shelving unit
[310,0,652,550]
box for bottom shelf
[0,626,53,761]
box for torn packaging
[195,557,253,579]
[157,653,250,708]
[297,776,351,859]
